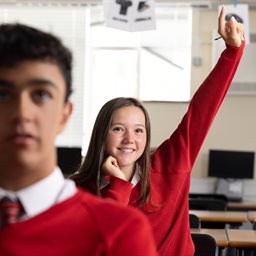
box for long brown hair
[72,97,151,205]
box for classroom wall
[144,7,256,180]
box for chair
[189,193,228,202]
[57,147,82,176]
[189,198,227,211]
[189,213,201,229]
[189,198,227,228]
[191,233,217,256]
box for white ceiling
[0,0,255,9]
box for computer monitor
[208,149,255,179]
[57,147,82,176]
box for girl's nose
[123,130,134,144]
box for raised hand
[218,6,244,48]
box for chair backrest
[189,198,227,211]
[189,193,228,202]
[191,233,217,256]
[57,147,82,176]
[189,213,201,229]
[189,198,227,229]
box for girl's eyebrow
[111,122,145,128]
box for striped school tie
[0,196,22,227]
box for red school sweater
[0,188,158,256]
[99,41,245,256]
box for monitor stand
[215,178,244,202]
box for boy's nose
[12,94,33,121]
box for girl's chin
[118,162,135,170]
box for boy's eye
[34,90,51,101]
[0,90,11,102]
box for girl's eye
[135,128,144,133]
[112,126,124,132]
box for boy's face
[0,60,72,189]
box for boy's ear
[57,101,73,134]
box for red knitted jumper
[0,188,158,256]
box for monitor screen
[208,149,255,179]
[57,147,82,176]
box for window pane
[139,47,191,101]
[89,5,192,103]
[139,7,192,101]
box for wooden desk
[191,228,229,247]
[189,210,248,224]
[248,211,256,222]
[228,201,256,211]
[227,229,256,248]
[191,229,256,248]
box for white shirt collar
[0,167,77,218]
[131,167,140,187]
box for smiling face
[105,106,147,175]
[0,60,72,190]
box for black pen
[214,36,222,40]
